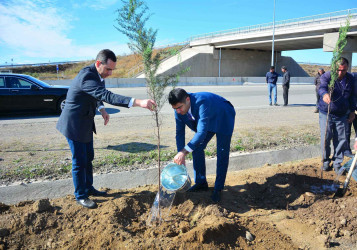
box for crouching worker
[168,88,236,203]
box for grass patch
[0,124,321,183]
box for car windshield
[25,75,52,88]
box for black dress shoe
[88,189,107,196]
[76,198,97,209]
[187,182,208,192]
[211,190,221,203]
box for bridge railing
[190,8,357,42]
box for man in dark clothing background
[281,66,290,106]
[345,72,357,157]
[314,68,325,113]
[318,57,355,173]
[266,66,279,106]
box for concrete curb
[0,144,320,205]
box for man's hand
[322,93,331,104]
[174,151,186,166]
[100,109,110,125]
[348,112,355,123]
[133,99,157,111]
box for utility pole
[271,0,276,66]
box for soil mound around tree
[1,157,357,249]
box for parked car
[0,73,69,113]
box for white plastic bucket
[160,163,191,192]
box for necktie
[187,112,195,121]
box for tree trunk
[155,110,161,222]
[321,90,332,179]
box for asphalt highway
[0,85,316,124]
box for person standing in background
[266,66,279,106]
[344,72,357,158]
[281,66,290,106]
[314,68,325,113]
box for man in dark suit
[168,88,236,203]
[57,49,155,209]
[314,68,325,113]
[281,66,290,106]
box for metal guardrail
[0,60,84,69]
[190,8,357,41]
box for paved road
[0,85,316,124]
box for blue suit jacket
[57,64,132,143]
[175,92,236,152]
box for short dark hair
[270,66,275,70]
[339,57,349,67]
[96,49,117,64]
[168,88,189,105]
[281,66,287,70]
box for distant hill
[1,53,142,80]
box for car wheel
[57,96,66,112]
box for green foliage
[329,15,351,90]
[115,0,188,112]
[115,0,189,179]
[98,150,178,167]
[233,139,245,151]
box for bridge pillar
[323,32,356,72]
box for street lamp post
[271,0,276,66]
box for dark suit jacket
[174,92,236,152]
[282,71,290,88]
[318,71,355,117]
[57,64,132,143]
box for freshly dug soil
[1,157,357,249]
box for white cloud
[84,0,118,10]
[0,0,129,63]
[71,0,118,10]
[0,0,71,56]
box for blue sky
[0,0,356,66]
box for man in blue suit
[168,88,236,202]
[57,49,155,209]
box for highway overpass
[137,8,357,78]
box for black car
[0,73,69,113]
